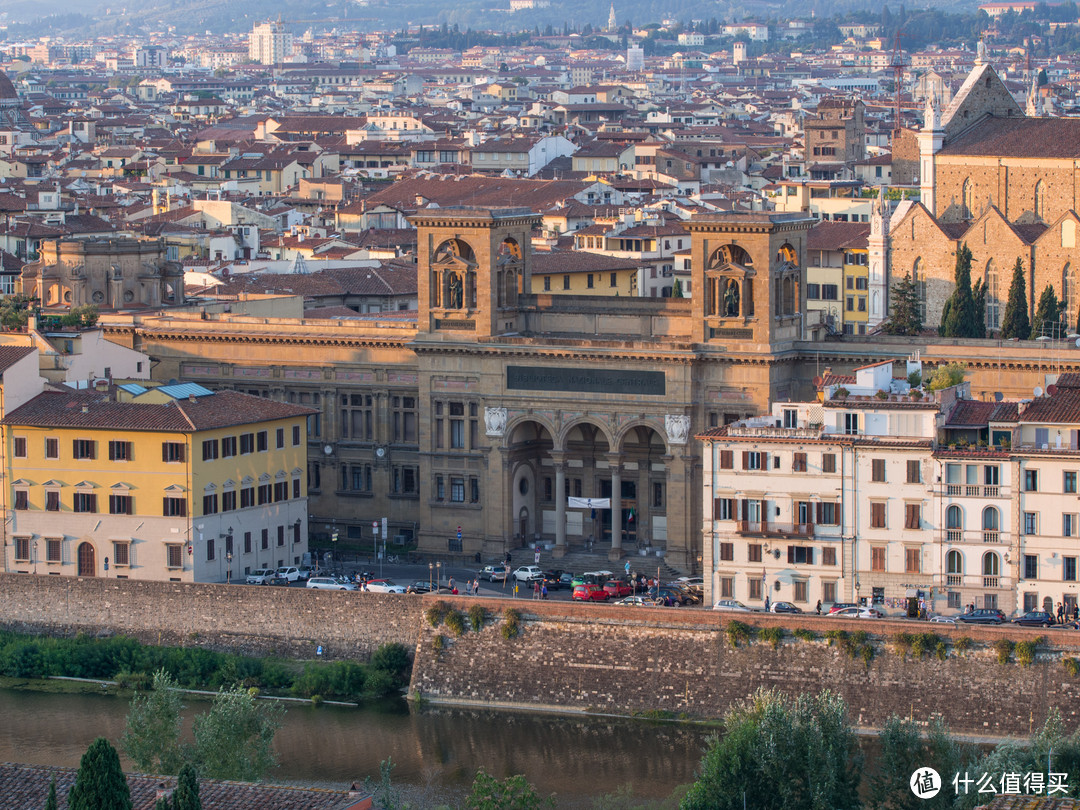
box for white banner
[567,497,611,509]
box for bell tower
[410,207,541,339]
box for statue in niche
[448,272,463,309]
[724,279,740,316]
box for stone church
[885,57,1080,334]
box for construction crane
[890,30,908,137]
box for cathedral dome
[0,72,18,107]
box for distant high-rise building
[626,45,644,71]
[249,20,293,66]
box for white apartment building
[250,21,294,66]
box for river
[0,688,713,807]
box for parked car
[268,572,292,586]
[830,606,884,619]
[405,581,453,595]
[827,603,859,615]
[364,579,408,594]
[542,571,565,590]
[513,565,544,583]
[558,572,574,589]
[1014,610,1054,627]
[295,566,313,581]
[929,615,957,624]
[573,570,613,587]
[603,579,633,598]
[480,565,508,582]
[306,577,357,591]
[246,568,275,585]
[712,599,752,612]
[275,566,301,583]
[614,595,657,607]
[665,582,702,604]
[957,608,1008,625]
[572,583,609,602]
[677,575,705,589]
[770,601,803,614]
[650,586,692,606]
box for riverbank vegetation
[0,630,411,702]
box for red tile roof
[940,115,1080,159]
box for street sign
[534,550,540,565]
[382,517,388,540]
[104,557,109,572]
[457,526,462,541]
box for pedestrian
[1074,604,1078,622]
[473,579,480,596]
[448,576,455,593]
[624,560,631,578]
[764,595,770,613]
[815,599,822,615]
[542,583,548,599]
[533,580,541,600]
[1058,602,1066,624]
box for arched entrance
[77,542,96,577]
[507,419,556,546]
[562,421,612,546]
[615,425,668,553]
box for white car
[830,606,884,619]
[295,566,313,581]
[246,568,275,585]
[513,565,544,583]
[712,599,753,612]
[364,579,407,594]
[306,577,357,591]
[275,566,301,583]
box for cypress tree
[1000,257,1031,339]
[67,738,132,810]
[1034,283,1065,338]
[44,776,57,810]
[883,271,923,335]
[972,277,987,338]
[941,243,978,337]
[171,764,202,810]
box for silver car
[246,568,275,585]
[306,577,357,591]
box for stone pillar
[554,457,567,553]
[609,455,622,560]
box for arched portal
[615,424,669,554]
[507,419,556,546]
[77,542,96,577]
[561,421,612,547]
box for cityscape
[3,1,1080,808]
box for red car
[572,583,609,602]
[603,579,633,598]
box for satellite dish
[994,391,1004,402]
[1034,386,1044,398]
[1048,384,1059,396]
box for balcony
[984,576,999,588]
[735,520,814,538]
[944,484,1006,498]
[946,574,962,586]
[941,530,1009,545]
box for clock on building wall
[375,446,386,459]
[323,444,333,455]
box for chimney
[81,404,89,414]
[188,394,197,404]
[1018,401,1028,416]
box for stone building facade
[804,98,865,166]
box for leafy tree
[122,669,185,775]
[680,688,861,810]
[927,362,966,391]
[44,775,57,810]
[671,279,684,298]
[940,243,979,337]
[59,304,98,329]
[868,716,970,810]
[191,684,283,781]
[466,769,556,810]
[883,272,923,335]
[1000,258,1031,339]
[67,738,133,810]
[1034,283,1065,337]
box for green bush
[993,639,1015,665]
[468,604,487,632]
[758,626,783,649]
[725,621,754,648]
[935,642,948,661]
[432,634,445,653]
[444,609,466,638]
[793,628,816,642]
[1064,657,1079,677]
[1015,637,1043,668]
[910,633,939,659]
[955,636,972,653]
[892,633,913,656]
[501,608,522,640]
[426,601,449,628]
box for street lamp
[428,562,433,591]
[226,551,233,584]
[32,540,37,575]
[855,579,861,617]
[436,561,442,588]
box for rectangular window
[163,497,187,517]
[844,413,859,435]
[240,487,254,508]
[46,491,60,512]
[1066,472,1078,494]
[871,459,885,482]
[109,494,132,515]
[244,532,252,554]
[587,274,594,289]
[14,537,29,562]
[822,547,836,566]
[822,581,837,603]
[1024,554,1039,580]
[1066,557,1077,582]
[871,546,886,572]
[822,453,836,473]
[793,581,808,602]
[1025,469,1039,492]
[743,451,762,471]
[720,577,734,598]
[818,502,838,525]
[109,441,133,461]
[166,545,182,569]
[1066,514,1078,538]
[73,493,97,513]
[207,538,215,561]
[714,498,733,520]
[392,396,418,443]
[793,452,807,472]
[162,442,185,463]
[806,283,820,299]
[471,478,480,503]
[904,503,921,529]
[222,436,237,457]
[274,481,288,501]
[13,437,26,458]
[13,490,28,510]
[261,529,269,550]
[202,439,219,461]
[1025,511,1038,535]
[203,494,218,515]
[870,502,886,528]
[906,460,921,484]
[45,438,59,459]
[276,428,285,449]
[258,484,272,505]
[719,542,734,561]
[113,542,129,567]
[720,450,733,469]
[749,578,762,600]
[257,431,268,452]
[73,439,96,460]
[240,433,255,454]
[293,424,302,446]
[905,548,921,573]
[450,477,465,503]
[787,546,814,564]
[436,476,445,501]
[748,543,762,562]
[222,490,236,512]
[47,539,62,563]
[277,525,285,546]
[563,275,570,290]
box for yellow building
[531,251,643,297]
[3,382,313,582]
[805,221,870,335]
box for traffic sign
[457,526,462,541]
[534,550,540,565]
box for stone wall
[0,573,423,660]
[412,598,1080,738]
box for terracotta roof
[807,221,870,251]
[0,762,373,810]
[2,389,314,432]
[945,398,998,427]
[532,250,643,274]
[940,115,1080,159]
[0,346,34,374]
[1008,389,1080,425]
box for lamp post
[855,579,861,618]
[32,540,37,575]
[436,561,442,588]
[226,551,233,584]
[429,562,433,591]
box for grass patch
[954,636,972,654]
[633,709,676,721]
[757,626,784,649]
[425,601,449,628]
[501,608,522,640]
[1015,637,1044,668]
[910,633,940,659]
[892,632,913,657]
[793,628,816,642]
[725,621,754,648]
[935,642,948,661]
[992,638,1015,665]
[825,629,874,666]
[1064,657,1079,677]
[432,634,445,653]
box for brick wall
[0,574,423,660]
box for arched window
[986,260,1000,331]
[946,505,963,529]
[1064,264,1078,332]
[982,551,1000,577]
[962,177,973,215]
[947,550,963,575]
[1035,180,1046,220]
[982,506,1000,531]
[912,258,927,321]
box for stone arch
[776,242,798,267]
[946,549,963,575]
[985,259,1000,331]
[946,504,963,529]
[431,237,478,310]
[1035,180,1046,221]
[559,418,615,455]
[962,177,973,216]
[705,243,755,318]
[496,237,523,310]
[982,550,1000,577]
[507,418,556,546]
